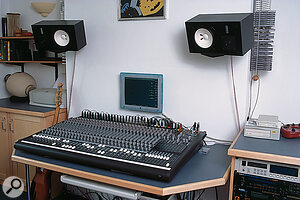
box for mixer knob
[116,140,120,146]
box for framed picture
[119,0,166,20]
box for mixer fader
[15,110,206,182]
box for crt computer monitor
[120,72,163,113]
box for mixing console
[14,111,206,182]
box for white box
[29,88,67,108]
[257,115,279,128]
[244,119,280,140]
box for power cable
[67,51,77,118]
[230,56,241,131]
[249,78,261,119]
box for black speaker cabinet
[32,20,86,53]
[185,13,253,57]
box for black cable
[192,191,195,200]
[83,192,106,200]
[176,194,182,200]
[96,193,103,200]
[100,193,109,200]
[112,196,124,200]
[196,189,205,200]
[215,187,218,200]
[76,186,90,199]
[183,192,187,200]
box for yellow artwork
[120,0,165,20]
[139,0,164,16]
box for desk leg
[228,157,235,200]
[25,164,31,200]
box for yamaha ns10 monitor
[185,13,254,57]
[32,20,86,53]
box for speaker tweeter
[194,28,213,49]
[54,30,70,47]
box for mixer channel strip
[20,134,175,170]
[14,117,206,182]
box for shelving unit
[0,36,63,80]
[0,36,34,39]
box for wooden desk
[228,129,300,199]
[12,144,231,198]
[0,98,66,185]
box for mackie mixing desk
[15,110,206,182]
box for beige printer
[29,88,67,108]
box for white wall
[65,0,255,142]
[0,0,297,144]
[253,0,300,123]
[0,0,64,98]
[0,0,298,199]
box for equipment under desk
[12,144,231,198]
[228,129,300,200]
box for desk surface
[0,98,66,117]
[12,144,230,196]
[228,130,300,166]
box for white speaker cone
[194,28,213,49]
[54,30,70,47]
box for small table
[228,129,300,199]
[12,144,231,199]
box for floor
[0,185,27,200]
[0,185,87,200]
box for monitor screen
[120,72,163,113]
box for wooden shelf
[0,36,34,40]
[0,36,62,80]
[0,60,62,64]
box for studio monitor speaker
[185,13,253,57]
[32,20,86,53]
